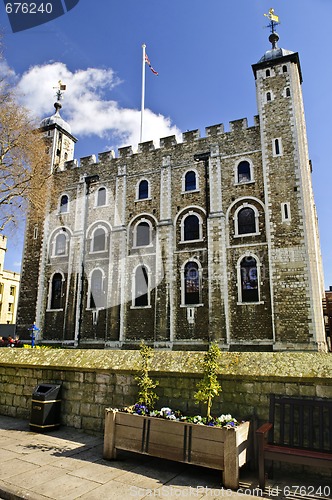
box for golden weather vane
[264,8,280,33]
[53,80,67,101]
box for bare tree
[0,64,49,232]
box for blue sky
[1,0,331,287]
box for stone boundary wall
[0,350,331,435]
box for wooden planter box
[103,409,251,489]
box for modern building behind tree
[0,235,20,327]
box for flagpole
[140,43,146,144]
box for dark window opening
[275,139,280,155]
[238,207,256,235]
[135,266,148,306]
[284,204,289,220]
[184,214,200,241]
[97,187,106,206]
[60,195,69,213]
[90,269,105,308]
[184,262,200,305]
[266,92,271,101]
[185,171,196,191]
[266,69,270,77]
[283,65,287,73]
[238,161,251,183]
[286,87,291,97]
[92,228,106,252]
[241,257,259,302]
[138,180,149,199]
[136,222,150,246]
[51,273,63,309]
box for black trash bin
[30,384,62,432]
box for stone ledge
[0,350,331,381]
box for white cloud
[0,60,18,83]
[15,62,181,149]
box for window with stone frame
[96,187,107,207]
[240,256,259,303]
[92,227,106,252]
[237,161,251,183]
[135,221,151,247]
[138,180,149,199]
[184,261,201,305]
[54,233,67,256]
[237,207,256,235]
[134,265,149,307]
[273,138,282,156]
[59,194,69,213]
[89,269,105,309]
[183,214,200,241]
[184,171,197,191]
[50,273,64,309]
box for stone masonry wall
[0,350,331,436]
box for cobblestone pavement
[0,415,330,500]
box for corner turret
[39,81,77,171]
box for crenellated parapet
[59,117,260,172]
[182,129,200,142]
[138,140,155,153]
[98,150,115,162]
[205,123,225,137]
[79,155,96,168]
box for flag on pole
[145,53,158,75]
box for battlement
[61,116,260,172]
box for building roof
[40,101,71,134]
[258,45,294,63]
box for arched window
[266,92,271,102]
[282,65,287,73]
[55,233,67,256]
[134,266,149,307]
[286,87,291,97]
[136,221,150,247]
[50,273,64,309]
[266,69,270,77]
[92,228,106,252]
[281,202,291,222]
[185,171,196,191]
[238,207,256,235]
[138,180,149,200]
[96,187,106,207]
[184,261,200,305]
[89,269,105,309]
[59,195,69,213]
[184,214,200,241]
[240,256,259,302]
[237,161,251,183]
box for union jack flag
[145,53,158,75]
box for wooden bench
[256,395,332,488]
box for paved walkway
[0,415,330,500]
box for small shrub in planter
[104,342,251,489]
